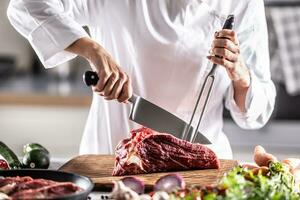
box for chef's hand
[207,30,251,112]
[66,37,132,103]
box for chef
[7,0,275,159]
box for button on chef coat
[7,0,276,159]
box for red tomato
[0,159,9,170]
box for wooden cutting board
[59,155,238,191]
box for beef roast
[112,127,220,176]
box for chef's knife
[83,71,212,144]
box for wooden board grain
[59,155,238,191]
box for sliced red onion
[121,177,145,194]
[154,174,186,193]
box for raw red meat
[0,176,82,199]
[0,176,34,194]
[112,127,220,176]
[11,182,81,199]
[0,176,33,188]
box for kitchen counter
[0,73,91,160]
[0,73,92,106]
[265,0,300,6]
[0,93,91,107]
[224,119,300,162]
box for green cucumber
[23,143,49,155]
[0,141,22,169]
[22,149,50,169]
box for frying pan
[0,169,94,200]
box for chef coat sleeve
[225,0,276,129]
[7,0,90,68]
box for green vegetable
[22,149,50,169]
[204,193,218,200]
[169,162,300,200]
[23,143,49,155]
[214,162,300,200]
[0,141,21,169]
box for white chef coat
[7,0,276,159]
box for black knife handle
[83,71,99,86]
[222,15,234,30]
[83,70,137,103]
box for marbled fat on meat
[0,176,82,199]
[11,182,81,199]
[112,127,220,176]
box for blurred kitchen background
[0,0,299,166]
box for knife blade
[83,71,212,144]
